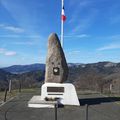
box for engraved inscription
[47,87,64,92]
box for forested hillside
[0,62,120,93]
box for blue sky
[0,0,120,67]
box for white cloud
[68,50,81,56]
[12,38,41,46]
[64,34,89,38]
[13,41,36,45]
[0,48,5,53]
[5,51,17,56]
[0,24,4,27]
[0,34,41,38]
[97,44,120,51]
[68,0,99,34]
[0,48,17,56]
[0,24,24,33]
[94,34,120,42]
[72,19,90,33]
[68,5,98,34]
[72,9,98,33]
[109,35,120,40]
[5,26,24,33]
[68,0,93,24]
[69,0,91,7]
[0,35,20,38]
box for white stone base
[28,96,57,108]
[28,83,80,108]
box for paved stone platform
[0,93,120,120]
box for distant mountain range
[1,63,82,74]
[2,63,45,74]
[0,69,11,80]
[68,61,120,92]
[2,62,119,71]
[0,62,120,93]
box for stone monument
[28,33,80,108]
[45,33,68,83]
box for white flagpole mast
[61,0,64,48]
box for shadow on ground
[79,97,120,106]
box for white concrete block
[28,96,57,108]
[41,83,80,106]
[28,83,80,108]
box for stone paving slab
[0,93,120,120]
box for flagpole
[61,0,64,48]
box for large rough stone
[45,33,68,83]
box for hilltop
[0,61,120,93]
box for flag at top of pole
[61,6,66,21]
[61,0,66,48]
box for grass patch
[20,88,40,93]
[77,90,100,95]
[0,88,40,103]
[0,90,18,102]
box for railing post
[55,103,57,120]
[85,104,88,120]
[4,89,8,102]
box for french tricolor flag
[61,6,66,22]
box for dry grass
[0,88,40,103]
[0,90,18,103]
